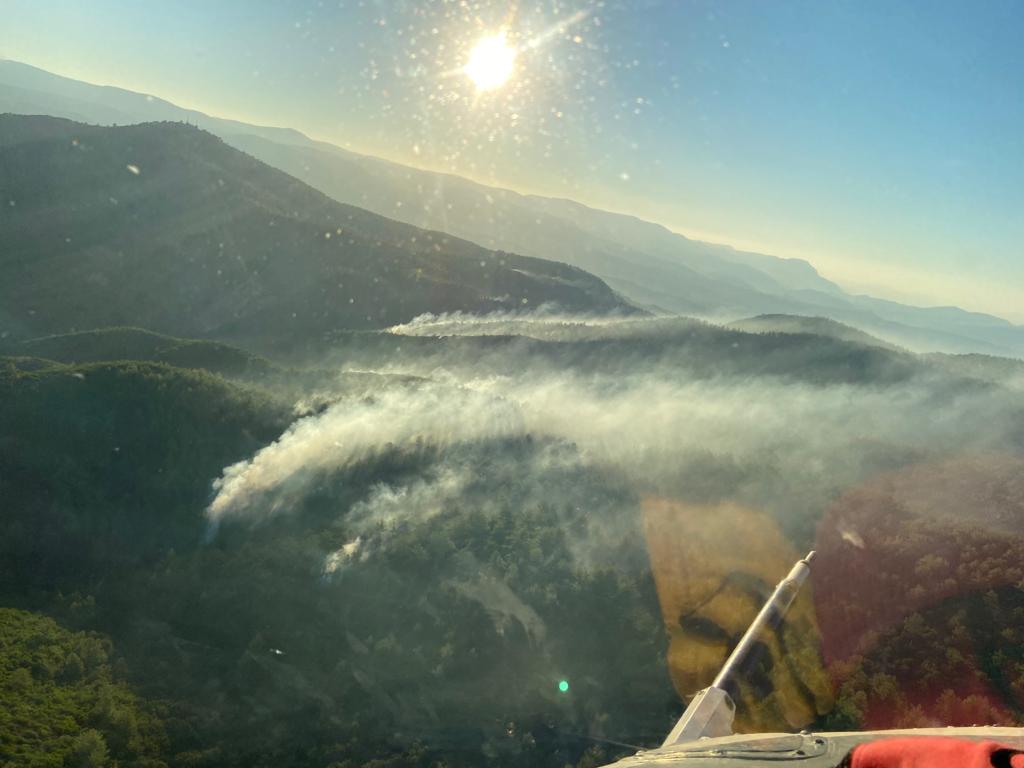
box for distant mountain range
[0,114,629,351]
[2,58,1023,358]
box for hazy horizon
[3,0,1022,322]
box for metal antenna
[661,551,816,747]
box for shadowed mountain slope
[0,115,632,351]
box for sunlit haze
[464,33,516,91]
[2,0,1023,320]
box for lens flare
[464,33,516,91]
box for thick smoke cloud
[200,311,1024,738]
[209,313,1024,552]
[208,383,524,523]
[388,308,670,341]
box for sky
[3,0,1023,320]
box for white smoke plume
[208,311,1024,552]
[208,383,522,523]
[388,308,667,341]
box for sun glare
[464,33,516,91]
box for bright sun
[464,33,516,91]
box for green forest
[5,117,1024,768]
[0,343,678,767]
[4,319,1024,767]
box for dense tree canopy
[0,607,166,768]
[3,315,1024,767]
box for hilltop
[727,314,899,351]
[5,60,1023,357]
[0,115,634,352]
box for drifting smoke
[321,465,474,574]
[208,383,523,524]
[838,527,866,549]
[388,308,672,341]
[446,551,548,643]
[199,310,1024,736]
[208,312,1024,555]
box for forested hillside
[0,115,633,351]
[0,359,288,594]
[4,312,1024,766]
[0,352,676,768]
[0,608,166,768]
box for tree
[67,730,108,768]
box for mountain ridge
[2,58,1023,358]
[0,114,633,350]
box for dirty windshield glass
[2,2,1024,767]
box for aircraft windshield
[2,2,1023,767]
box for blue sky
[3,0,1023,318]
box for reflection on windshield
[815,456,1024,729]
[646,498,832,732]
